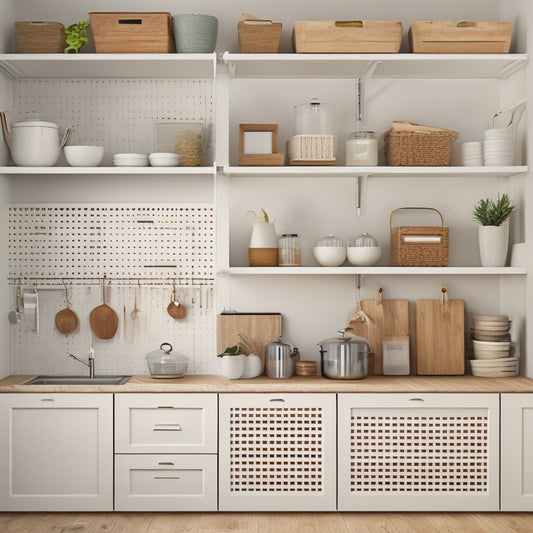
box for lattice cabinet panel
[338,393,500,512]
[219,393,337,511]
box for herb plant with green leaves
[472,193,514,226]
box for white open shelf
[223,166,528,178]
[221,266,527,276]
[0,53,217,79]
[0,166,216,175]
[222,53,528,79]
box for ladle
[89,279,119,339]
[55,283,78,335]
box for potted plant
[217,345,246,379]
[472,193,514,267]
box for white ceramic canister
[346,130,378,165]
[10,121,67,166]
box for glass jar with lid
[313,233,346,267]
[278,234,301,266]
[346,130,378,166]
[347,232,381,266]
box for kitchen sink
[23,375,131,385]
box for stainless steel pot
[318,330,372,380]
[266,336,300,378]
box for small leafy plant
[472,193,514,226]
[217,345,244,357]
[64,20,89,54]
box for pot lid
[13,120,58,129]
[318,329,370,347]
[145,342,188,362]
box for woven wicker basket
[385,126,458,166]
[238,20,282,53]
[390,207,449,267]
[16,22,66,53]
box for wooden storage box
[238,20,282,53]
[384,121,459,166]
[409,20,512,54]
[89,12,176,53]
[15,22,65,53]
[390,207,449,267]
[293,20,402,53]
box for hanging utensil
[89,278,119,340]
[167,283,186,319]
[55,282,78,335]
[130,285,140,320]
[8,283,22,325]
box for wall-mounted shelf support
[355,174,368,216]
[354,61,380,125]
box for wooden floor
[1,512,533,533]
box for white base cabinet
[0,393,113,511]
[114,393,218,511]
[218,393,337,511]
[338,393,500,512]
[501,393,533,511]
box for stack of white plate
[113,153,149,167]
[461,141,483,166]
[149,152,181,167]
[472,339,511,359]
[483,127,514,166]
[472,314,511,341]
[469,357,519,377]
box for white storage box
[287,134,336,165]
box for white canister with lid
[346,130,378,166]
[313,234,346,267]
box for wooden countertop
[1,374,533,393]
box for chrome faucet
[68,348,95,378]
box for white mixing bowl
[64,145,104,167]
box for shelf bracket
[354,174,368,216]
[354,60,380,124]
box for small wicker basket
[238,20,282,53]
[385,121,459,166]
[390,207,449,267]
[16,21,66,53]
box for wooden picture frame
[238,124,285,166]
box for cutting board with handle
[347,286,409,375]
[416,286,465,375]
[217,313,282,366]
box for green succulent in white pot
[473,194,514,267]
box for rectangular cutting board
[416,289,465,375]
[217,313,282,364]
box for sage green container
[173,13,218,53]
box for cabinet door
[338,393,500,512]
[501,393,533,511]
[219,393,337,511]
[0,393,113,511]
[115,454,217,511]
[115,393,217,454]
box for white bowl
[313,246,346,267]
[149,152,181,167]
[113,153,149,167]
[346,246,381,266]
[472,314,509,322]
[64,145,104,167]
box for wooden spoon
[89,281,118,339]
[55,285,78,335]
[167,289,186,319]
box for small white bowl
[313,246,346,267]
[113,153,149,167]
[346,246,381,266]
[64,145,104,167]
[149,152,181,167]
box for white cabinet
[338,393,500,511]
[501,393,533,510]
[218,393,337,511]
[0,393,113,511]
[114,393,218,511]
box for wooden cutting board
[416,287,465,375]
[217,313,282,365]
[347,286,409,375]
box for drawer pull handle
[153,423,182,431]
[157,406,175,409]
[409,397,425,402]
[269,398,286,403]
[158,462,175,466]
[40,398,55,402]
[154,476,180,480]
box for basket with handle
[390,207,449,266]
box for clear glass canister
[346,130,378,166]
[278,234,301,266]
[293,98,336,135]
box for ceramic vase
[248,221,278,266]
[219,354,245,379]
[478,219,510,267]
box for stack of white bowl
[470,314,518,376]
[113,153,149,167]
[483,128,514,166]
[461,141,483,166]
[149,152,181,167]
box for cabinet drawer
[115,454,217,511]
[115,393,217,453]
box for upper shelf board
[0,53,217,79]
[222,53,528,80]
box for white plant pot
[219,354,245,379]
[478,219,510,267]
[249,222,277,248]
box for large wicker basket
[390,207,449,267]
[385,121,459,166]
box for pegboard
[12,78,215,163]
[8,204,215,283]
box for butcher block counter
[2,374,533,393]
